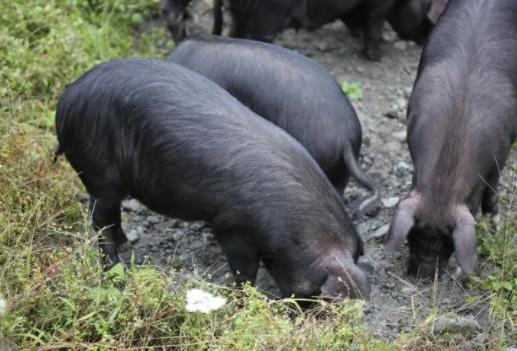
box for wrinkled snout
[319,256,370,300]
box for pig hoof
[364,47,382,61]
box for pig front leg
[90,196,127,268]
[216,231,259,286]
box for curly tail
[343,146,379,215]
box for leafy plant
[341,81,364,101]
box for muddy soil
[119,3,516,343]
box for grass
[0,1,515,349]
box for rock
[396,97,407,112]
[404,87,412,98]
[432,314,481,336]
[382,30,397,42]
[147,215,161,225]
[125,228,141,243]
[384,108,401,119]
[395,161,413,173]
[316,41,329,51]
[394,41,408,50]
[392,130,407,143]
[122,199,145,213]
[382,197,400,208]
[369,223,390,240]
[401,285,417,294]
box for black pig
[55,59,370,299]
[385,0,517,277]
[168,36,378,213]
[212,0,448,60]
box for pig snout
[318,254,370,300]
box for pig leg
[217,233,259,286]
[341,9,363,38]
[362,17,384,61]
[90,196,126,268]
[362,0,395,60]
[481,175,500,216]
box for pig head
[388,0,449,44]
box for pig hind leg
[78,169,127,268]
[89,196,127,267]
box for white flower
[0,297,7,317]
[185,288,226,313]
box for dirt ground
[119,2,516,343]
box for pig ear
[427,0,448,24]
[384,192,420,251]
[452,205,477,275]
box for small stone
[147,215,161,224]
[404,87,412,98]
[382,197,400,208]
[433,314,481,336]
[401,285,417,294]
[123,199,145,213]
[385,108,401,119]
[396,97,407,112]
[393,130,407,143]
[395,161,413,173]
[382,31,397,42]
[316,41,328,51]
[125,228,141,243]
[394,41,408,50]
[369,223,390,240]
[172,230,185,241]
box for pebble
[382,31,397,42]
[147,215,161,224]
[404,87,412,98]
[382,197,400,208]
[125,228,142,243]
[396,97,407,112]
[432,314,480,335]
[395,161,413,173]
[401,285,417,294]
[384,108,401,119]
[393,130,407,143]
[123,199,145,213]
[394,41,408,50]
[369,223,390,240]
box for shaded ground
[119,3,516,343]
